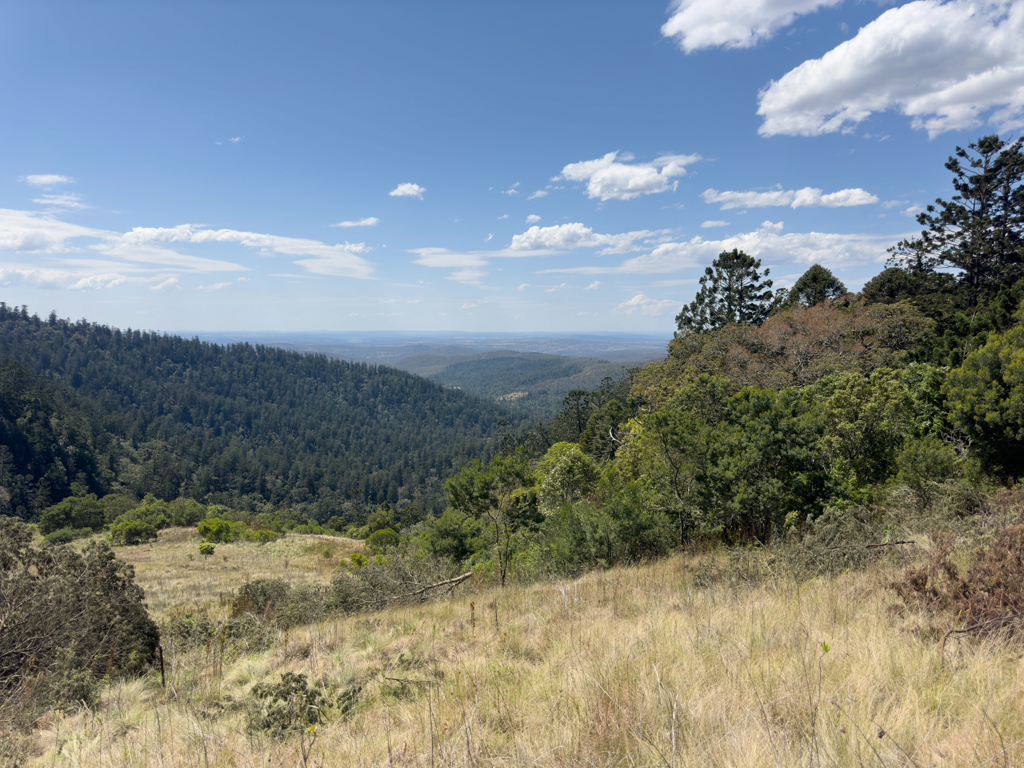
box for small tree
[788,264,847,307]
[676,249,775,333]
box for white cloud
[502,182,521,196]
[229,136,244,143]
[0,208,105,253]
[498,214,508,219]
[485,233,494,242]
[540,220,903,275]
[33,193,88,209]
[585,281,602,290]
[901,205,924,217]
[702,186,878,210]
[701,220,730,228]
[882,200,908,209]
[518,283,530,290]
[544,283,567,293]
[757,0,1024,138]
[22,174,74,187]
[115,224,373,278]
[614,294,678,316]
[526,214,541,224]
[409,248,489,270]
[662,0,843,53]
[70,274,133,290]
[462,303,478,309]
[237,277,250,282]
[150,277,180,291]
[198,282,231,292]
[558,151,701,201]
[332,217,379,228]
[528,190,549,200]
[510,222,671,255]
[389,183,425,199]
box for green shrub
[110,519,158,546]
[38,495,104,535]
[366,527,400,554]
[198,517,248,543]
[0,517,160,720]
[199,542,215,557]
[42,526,94,545]
[247,672,360,737]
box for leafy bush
[109,519,158,546]
[42,526,94,545]
[247,672,360,737]
[366,527,400,554]
[199,542,215,556]
[0,517,159,723]
[198,517,248,543]
[38,494,105,535]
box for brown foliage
[633,299,934,406]
[892,525,1024,637]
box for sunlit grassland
[117,527,366,622]
[25,535,1024,767]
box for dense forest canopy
[0,307,522,522]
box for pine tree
[888,135,1024,304]
[788,264,847,306]
[676,249,775,334]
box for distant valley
[187,331,669,419]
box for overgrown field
[12,523,1024,768]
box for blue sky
[1,0,1021,333]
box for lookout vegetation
[4,134,1024,766]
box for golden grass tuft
[21,535,1024,767]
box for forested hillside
[402,350,647,419]
[0,308,520,522]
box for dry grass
[116,528,365,622]
[21,537,1024,768]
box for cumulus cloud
[510,222,671,255]
[332,217,379,228]
[229,136,244,143]
[528,190,548,200]
[33,193,88,209]
[757,0,1024,138]
[498,214,509,220]
[541,220,902,275]
[557,151,701,201]
[585,281,602,290]
[702,186,878,210]
[701,220,730,228]
[614,294,679,316]
[526,214,541,224]
[389,183,425,199]
[662,0,843,52]
[485,233,494,242]
[198,282,231,292]
[22,174,74,187]
[502,182,521,196]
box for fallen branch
[399,572,473,600]
[830,540,916,551]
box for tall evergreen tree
[788,264,847,306]
[888,134,1024,304]
[675,249,775,334]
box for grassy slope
[24,530,1024,767]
